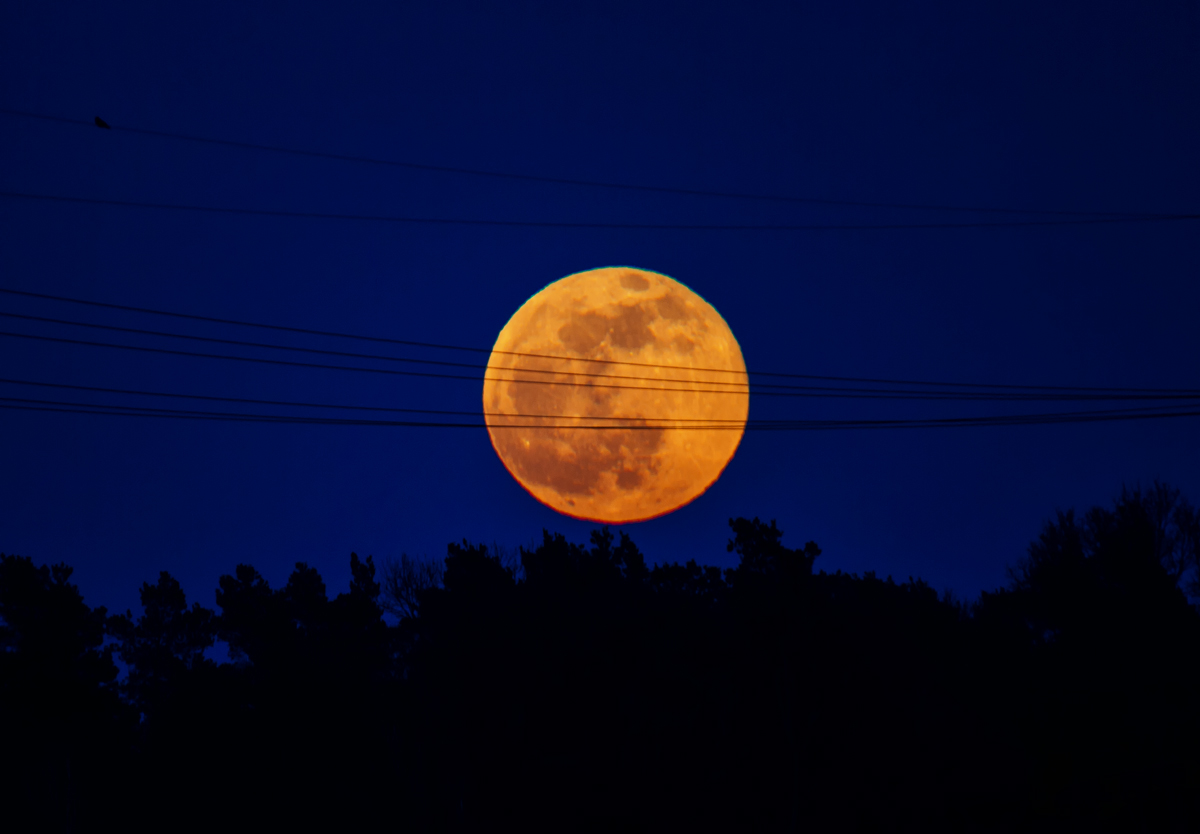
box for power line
[0,107,1171,218]
[755,407,1200,430]
[3,396,1198,430]
[22,309,1175,398]
[0,377,746,423]
[5,286,1198,395]
[0,329,762,397]
[0,310,752,390]
[3,377,1198,431]
[0,395,746,429]
[0,285,517,361]
[4,191,1198,232]
[9,328,1200,403]
[10,310,1200,402]
[0,400,486,428]
[0,395,739,428]
[7,321,1200,403]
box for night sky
[2,1,1197,618]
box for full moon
[483,266,748,523]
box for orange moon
[483,266,748,523]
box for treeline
[3,484,1199,832]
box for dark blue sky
[2,1,1197,616]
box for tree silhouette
[3,487,1199,831]
[0,554,127,831]
[108,571,216,711]
[971,484,1200,829]
[380,552,444,620]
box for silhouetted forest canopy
[3,483,1199,832]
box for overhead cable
[4,287,1200,396]
[4,286,1195,393]
[3,397,1198,430]
[6,286,1198,393]
[0,377,746,423]
[2,377,1198,426]
[9,310,1200,402]
[3,191,1198,232]
[0,310,752,389]
[0,107,1171,218]
[7,329,1200,403]
[0,329,764,397]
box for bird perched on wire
[94,116,111,129]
